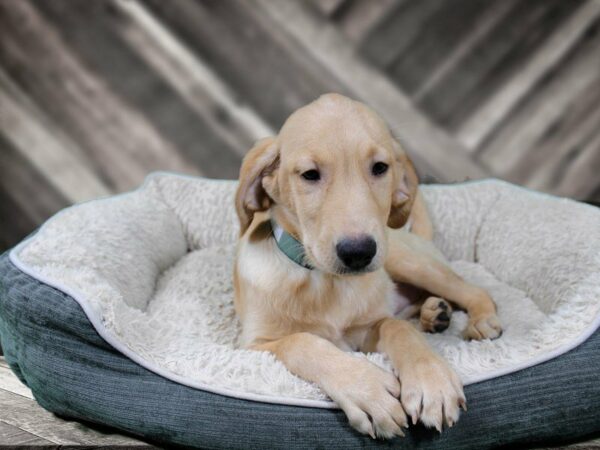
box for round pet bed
[1,173,599,448]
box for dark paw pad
[421,297,453,333]
[432,309,451,332]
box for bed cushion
[1,254,599,449]
[1,173,600,448]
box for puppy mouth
[305,253,375,275]
[333,262,379,276]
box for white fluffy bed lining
[10,173,600,409]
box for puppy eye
[372,162,389,176]
[301,169,321,181]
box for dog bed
[1,172,599,448]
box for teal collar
[270,219,314,270]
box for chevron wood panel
[0,0,599,252]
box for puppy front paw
[463,313,502,340]
[400,355,465,431]
[325,361,407,439]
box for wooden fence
[1,0,599,251]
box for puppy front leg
[386,244,502,340]
[253,332,407,439]
[365,318,465,431]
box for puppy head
[235,93,418,274]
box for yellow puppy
[234,94,501,438]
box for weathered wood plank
[336,0,400,43]
[359,0,445,69]
[478,22,600,178]
[412,0,516,102]
[254,0,489,182]
[143,0,350,129]
[0,357,34,399]
[0,420,55,446]
[553,131,600,199]
[113,0,273,155]
[0,132,67,229]
[0,0,197,192]
[416,0,576,130]
[0,189,39,253]
[458,0,600,151]
[306,0,349,17]
[520,77,600,191]
[0,387,153,446]
[33,0,243,178]
[0,72,89,250]
[589,185,600,205]
[387,0,494,96]
[0,69,111,204]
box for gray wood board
[143,0,351,129]
[0,0,196,191]
[33,0,243,179]
[0,358,34,399]
[0,420,54,446]
[416,0,580,129]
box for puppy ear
[235,137,280,235]
[388,140,419,229]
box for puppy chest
[297,274,391,341]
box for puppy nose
[336,235,377,271]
